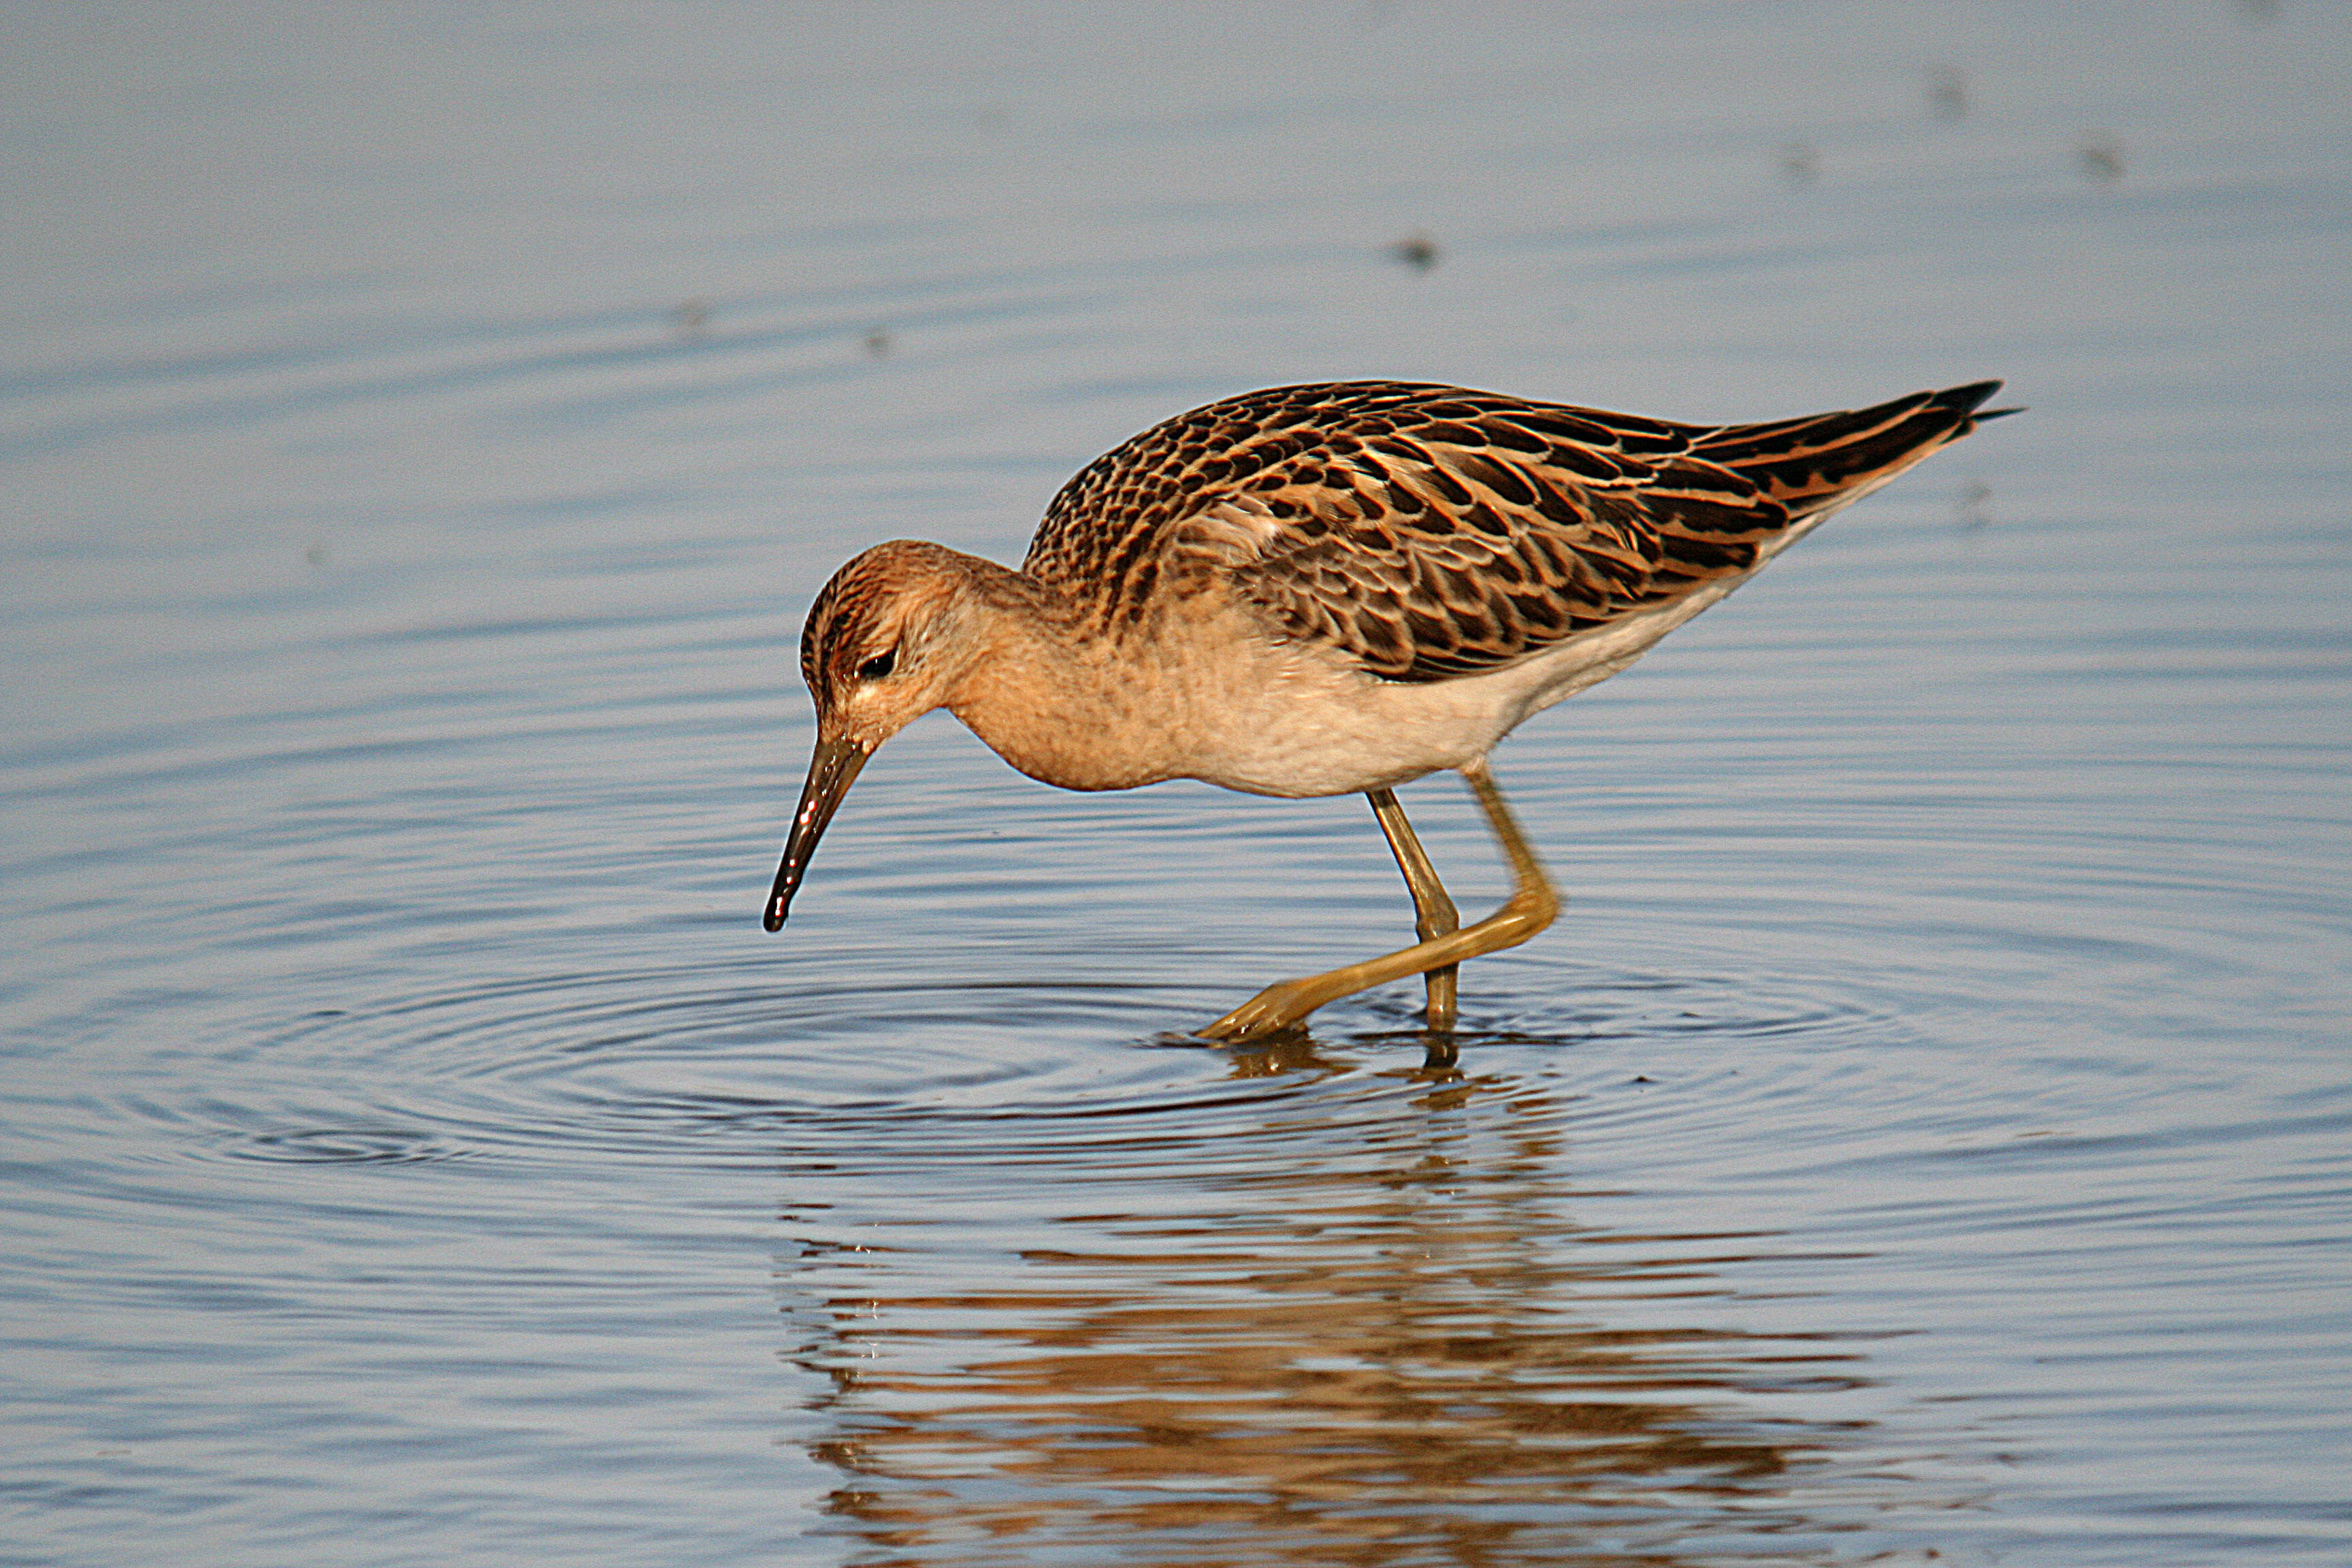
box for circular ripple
[152,961,1318,1172]
[72,925,2028,1185]
[213,1127,474,1166]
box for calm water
[5,3,2350,1563]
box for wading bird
[763,379,2011,1041]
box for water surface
[4,3,2349,1564]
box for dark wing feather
[1024,380,2003,683]
[1689,379,2008,512]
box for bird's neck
[945,564,1179,792]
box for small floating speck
[1388,231,1441,272]
[670,297,712,338]
[864,327,894,358]
[1925,65,1968,120]
[1957,478,1994,532]
[2077,133,2125,185]
[1778,141,1821,188]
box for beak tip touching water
[762,737,871,935]
[762,853,806,933]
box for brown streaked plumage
[764,378,2015,1044]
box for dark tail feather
[1695,380,2013,512]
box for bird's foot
[1198,976,1328,1043]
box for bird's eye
[857,649,896,680]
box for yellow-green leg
[1367,785,1460,1031]
[1201,760,1560,1043]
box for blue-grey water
[5,3,2349,1564]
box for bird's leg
[1367,787,1460,1032]
[1201,760,1560,1043]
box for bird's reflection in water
[777,1054,1886,1565]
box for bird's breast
[945,585,1739,800]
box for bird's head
[762,540,994,930]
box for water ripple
[46,941,1959,1193]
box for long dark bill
[763,738,870,931]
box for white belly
[1177,561,1781,799]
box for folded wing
[1025,380,2004,683]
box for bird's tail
[1693,380,2017,517]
